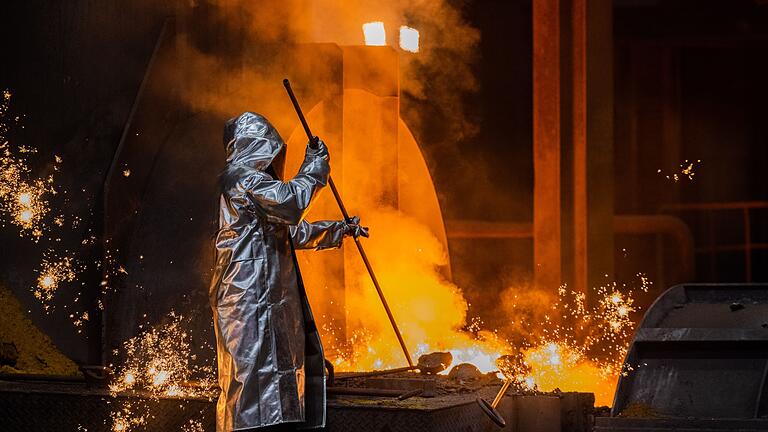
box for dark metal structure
[0,379,215,431]
[100,19,346,368]
[597,283,768,431]
[0,377,594,432]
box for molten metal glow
[363,22,386,46]
[521,341,616,403]
[504,277,651,405]
[324,210,506,374]
[313,201,647,403]
[291,100,650,405]
[399,26,419,53]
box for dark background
[0,0,767,366]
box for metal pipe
[335,366,415,380]
[491,379,512,408]
[476,379,511,427]
[397,389,424,400]
[662,201,768,210]
[283,79,414,368]
[445,215,695,282]
[612,214,695,281]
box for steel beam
[571,0,615,298]
[533,0,563,292]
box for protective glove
[343,215,369,239]
[306,136,329,162]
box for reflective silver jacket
[210,112,345,431]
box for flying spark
[658,159,701,182]
[33,253,78,309]
[0,92,60,240]
[108,312,216,430]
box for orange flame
[330,210,505,373]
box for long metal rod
[335,366,415,380]
[283,79,414,368]
[491,379,512,408]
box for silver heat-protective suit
[210,112,351,431]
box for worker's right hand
[306,136,329,162]
[343,216,369,239]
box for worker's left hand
[306,136,329,162]
[343,216,369,239]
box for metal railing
[661,201,768,282]
[445,214,696,284]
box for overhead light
[363,22,386,46]
[399,26,419,53]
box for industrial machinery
[597,283,768,431]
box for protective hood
[224,112,287,176]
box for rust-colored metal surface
[533,0,562,292]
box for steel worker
[210,112,367,431]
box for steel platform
[0,379,594,432]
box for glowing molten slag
[325,220,644,406]
[522,342,619,406]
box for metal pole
[491,379,512,408]
[476,378,511,427]
[283,79,414,368]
